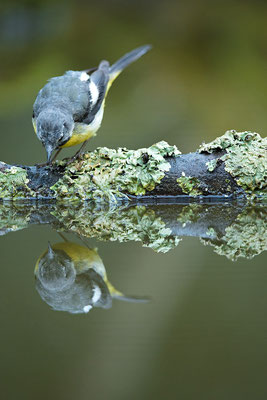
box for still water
[0,202,266,400]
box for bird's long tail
[107,44,151,91]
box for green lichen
[176,204,202,225]
[205,227,217,238]
[177,175,202,197]
[199,130,267,197]
[0,165,34,200]
[0,201,265,259]
[52,205,181,253]
[201,208,267,261]
[0,203,31,233]
[206,158,219,172]
[51,141,180,202]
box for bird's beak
[47,242,55,259]
[45,145,54,164]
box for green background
[1,0,267,163]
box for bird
[34,240,148,313]
[32,44,152,164]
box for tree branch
[0,130,266,202]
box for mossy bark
[0,130,266,202]
[0,202,266,260]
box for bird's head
[36,242,76,292]
[35,242,112,313]
[35,109,74,163]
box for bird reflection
[35,239,147,314]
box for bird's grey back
[33,71,91,122]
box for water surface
[0,202,266,400]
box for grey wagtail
[32,45,151,164]
[35,241,148,313]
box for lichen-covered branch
[0,130,266,202]
[0,202,266,260]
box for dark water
[0,203,266,400]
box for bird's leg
[35,162,49,168]
[35,161,53,168]
[35,148,62,168]
[73,140,89,159]
[77,234,92,250]
[57,232,69,242]
[51,148,62,163]
[65,140,89,165]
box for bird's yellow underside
[60,125,96,147]
[32,118,96,148]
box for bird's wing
[81,61,110,124]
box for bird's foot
[64,140,89,165]
[34,162,52,168]
[64,151,84,166]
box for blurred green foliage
[0,0,267,164]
